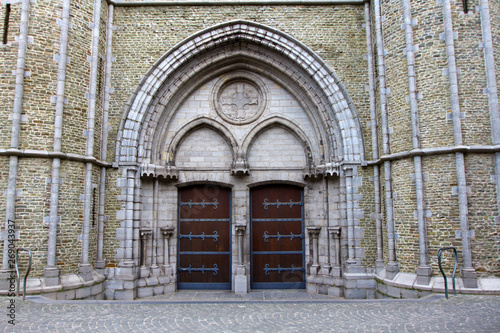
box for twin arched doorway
[177,184,305,290]
[114,20,364,295]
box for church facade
[0,0,499,300]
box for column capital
[139,228,152,237]
[160,227,174,238]
[328,226,341,237]
[306,226,321,238]
[235,224,246,236]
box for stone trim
[107,0,366,7]
[0,149,114,167]
[365,145,500,165]
[376,271,500,298]
[0,271,106,300]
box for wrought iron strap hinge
[180,198,219,209]
[179,231,219,242]
[263,199,303,209]
[263,264,304,275]
[263,231,303,242]
[179,264,219,276]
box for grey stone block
[56,289,75,300]
[328,286,343,297]
[366,289,376,299]
[105,280,123,290]
[306,283,317,294]
[124,280,136,289]
[401,288,419,299]
[357,279,376,289]
[153,285,164,296]
[104,289,114,300]
[146,277,159,286]
[75,287,91,299]
[137,287,154,298]
[387,285,401,298]
[378,283,388,295]
[318,284,328,295]
[91,283,103,295]
[114,289,136,300]
[164,283,176,294]
[136,278,147,287]
[344,288,366,299]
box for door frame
[177,184,232,290]
[249,184,306,289]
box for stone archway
[111,20,365,299]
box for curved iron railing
[438,246,457,299]
[15,248,32,300]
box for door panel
[251,184,305,289]
[178,185,231,289]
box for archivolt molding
[117,20,365,169]
[242,116,314,166]
[166,117,238,164]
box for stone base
[162,265,173,277]
[330,266,341,277]
[234,275,248,294]
[416,265,432,285]
[44,267,60,287]
[78,264,93,282]
[385,262,400,280]
[462,267,478,288]
[150,266,162,276]
[139,266,150,278]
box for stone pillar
[343,167,358,268]
[150,179,161,276]
[160,227,174,279]
[234,224,248,294]
[328,227,341,277]
[307,227,321,276]
[139,228,152,278]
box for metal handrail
[438,246,457,299]
[15,248,32,300]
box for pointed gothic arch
[116,20,365,167]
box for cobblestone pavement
[1,292,499,332]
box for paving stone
[4,294,498,332]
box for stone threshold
[376,270,500,296]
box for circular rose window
[212,73,268,125]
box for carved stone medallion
[212,73,268,125]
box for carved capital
[328,226,341,238]
[140,163,178,180]
[231,153,250,176]
[235,224,246,236]
[139,228,152,238]
[306,226,321,238]
[160,227,174,238]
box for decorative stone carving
[140,163,178,180]
[231,152,250,176]
[211,72,268,125]
[303,162,340,180]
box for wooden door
[178,185,231,289]
[251,184,305,289]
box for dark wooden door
[178,185,231,289]
[251,184,305,289]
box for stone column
[139,228,152,278]
[160,227,174,278]
[150,179,161,276]
[344,167,357,267]
[328,227,341,277]
[307,227,321,275]
[234,224,248,294]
